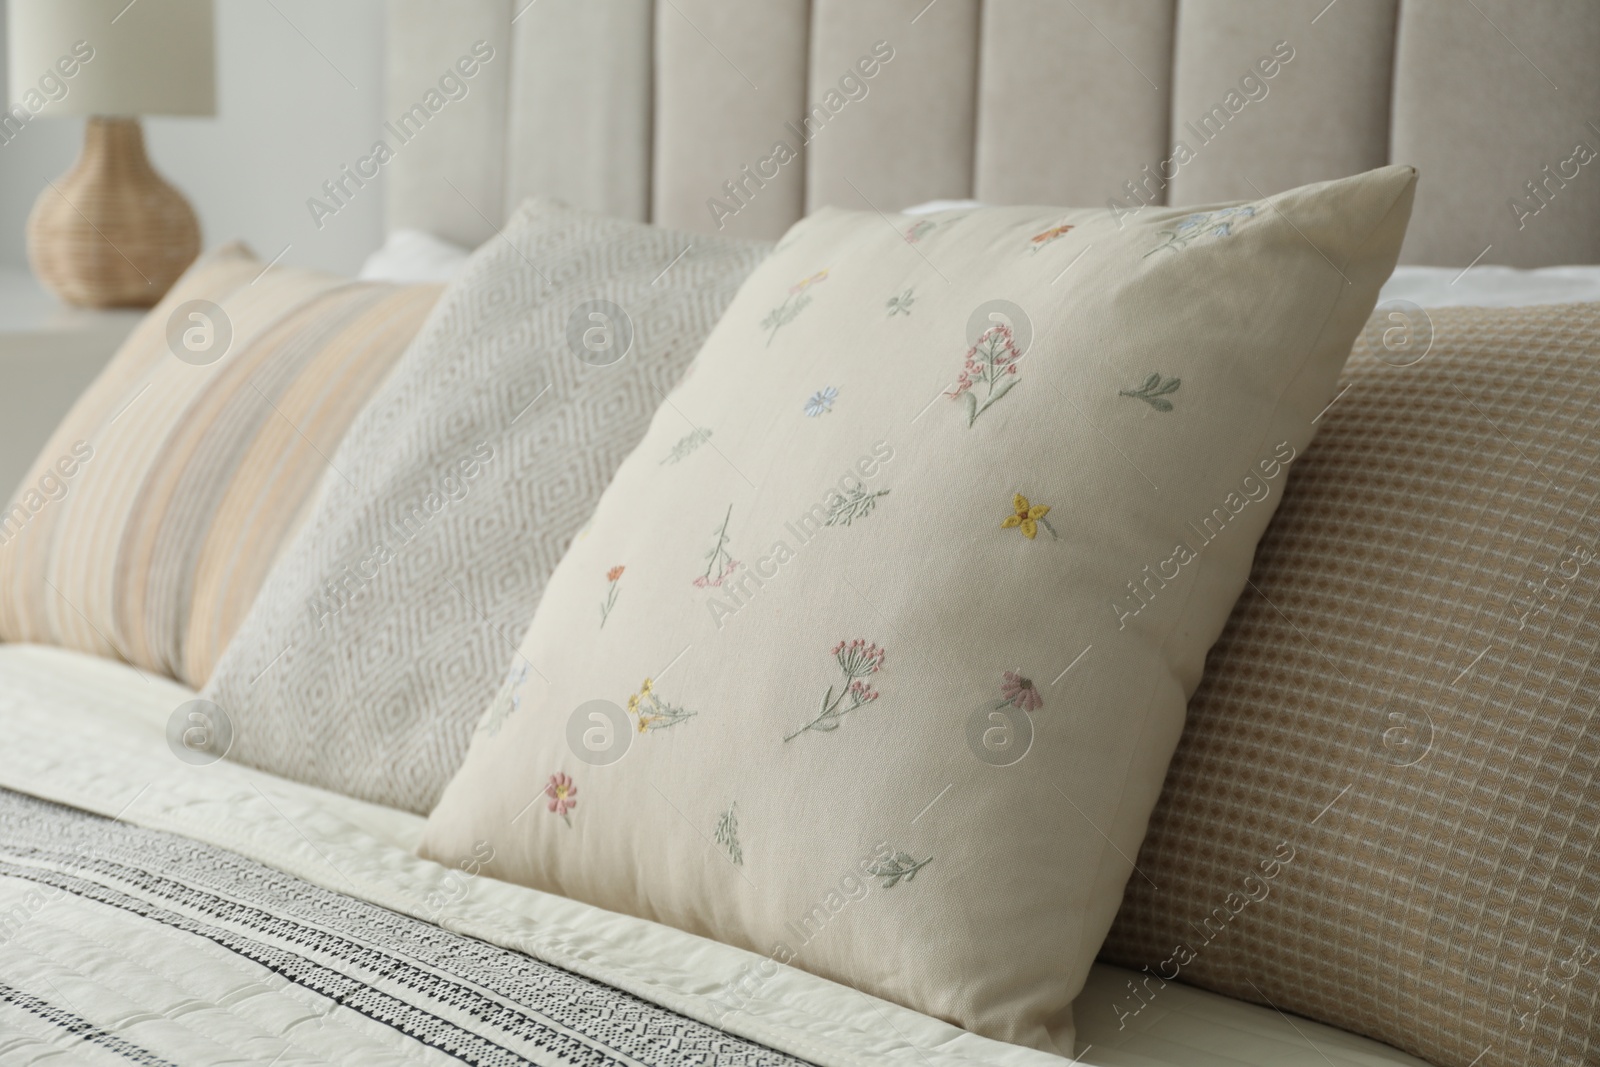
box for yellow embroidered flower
[1002,493,1058,540]
[625,677,697,733]
[792,269,828,293]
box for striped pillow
[0,243,440,687]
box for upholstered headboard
[385,0,1600,267]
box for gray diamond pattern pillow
[204,199,769,812]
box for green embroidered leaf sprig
[662,428,712,465]
[694,505,737,588]
[868,850,933,888]
[886,288,916,317]
[825,486,890,527]
[761,270,828,346]
[480,662,529,737]
[761,295,810,346]
[1119,372,1181,412]
[714,803,743,866]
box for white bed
[0,644,1434,1066]
[3,2,1598,1065]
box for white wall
[0,0,388,277]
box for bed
[2,3,1597,1066]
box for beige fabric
[1167,0,1396,205]
[387,0,1600,267]
[1103,302,1600,1067]
[421,166,1417,1052]
[1392,0,1600,267]
[976,0,1177,208]
[385,0,512,247]
[0,244,437,687]
[652,0,810,239]
[804,0,978,213]
[508,0,653,223]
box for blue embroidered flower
[1147,205,1256,256]
[805,387,838,417]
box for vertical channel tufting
[804,0,979,214]
[1392,0,1600,267]
[975,0,1176,208]
[1166,0,1395,208]
[385,0,513,246]
[507,0,654,223]
[652,0,811,239]
[381,1,1600,267]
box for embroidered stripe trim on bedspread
[0,980,178,1066]
[0,788,813,1067]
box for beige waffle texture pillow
[421,166,1418,1052]
[0,243,438,686]
[1103,302,1600,1067]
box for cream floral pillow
[421,166,1418,1052]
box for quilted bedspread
[0,643,1430,1066]
[0,788,810,1065]
[0,645,1057,1067]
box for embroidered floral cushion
[420,166,1418,1052]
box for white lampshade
[7,0,215,117]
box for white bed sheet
[0,645,1431,1067]
[357,229,473,284]
[0,645,1048,1067]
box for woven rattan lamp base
[27,117,201,309]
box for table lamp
[7,0,215,308]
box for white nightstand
[0,268,143,494]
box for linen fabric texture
[0,242,439,687]
[420,167,1419,1050]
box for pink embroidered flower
[785,638,887,741]
[946,324,1024,426]
[849,679,879,704]
[836,638,886,679]
[999,671,1043,712]
[545,772,578,823]
[600,565,624,627]
[692,559,740,588]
